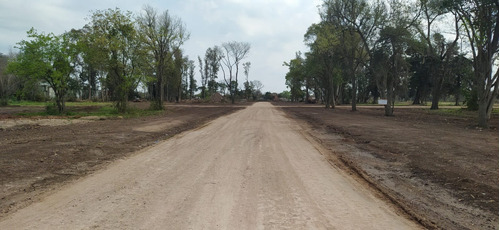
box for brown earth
[0,102,245,218]
[0,101,497,229]
[0,102,420,229]
[276,103,498,229]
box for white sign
[378,99,387,105]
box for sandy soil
[278,103,498,229]
[0,102,420,229]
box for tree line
[0,6,259,114]
[284,0,498,127]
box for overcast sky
[0,0,322,93]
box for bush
[45,103,59,115]
[0,98,8,106]
[464,89,479,111]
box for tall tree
[416,0,461,110]
[376,0,416,116]
[171,49,185,102]
[243,62,251,99]
[446,0,499,127]
[220,41,251,104]
[198,55,208,98]
[205,46,223,95]
[321,0,387,111]
[8,28,77,113]
[0,52,19,105]
[64,28,95,101]
[304,22,342,108]
[407,37,432,105]
[187,60,196,99]
[137,5,189,110]
[284,52,306,103]
[251,80,264,100]
[84,8,142,113]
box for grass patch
[8,100,112,107]
[68,105,166,118]
[426,107,499,118]
[8,100,47,106]
[66,101,112,107]
[425,107,476,118]
[491,108,499,115]
[15,103,165,118]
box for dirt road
[0,102,419,229]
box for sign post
[378,99,387,105]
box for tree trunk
[305,81,309,103]
[331,82,336,109]
[430,92,440,110]
[55,91,65,114]
[413,87,422,105]
[177,81,181,103]
[351,71,357,111]
[152,77,164,110]
[384,82,394,116]
[478,102,488,128]
[477,71,499,128]
[324,90,330,109]
[430,76,443,110]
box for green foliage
[9,100,111,107]
[0,99,6,106]
[84,8,141,113]
[284,52,306,102]
[7,28,77,114]
[6,6,193,115]
[263,92,274,101]
[188,61,197,99]
[464,88,479,111]
[16,102,164,118]
[205,46,223,95]
[137,5,190,110]
[278,90,291,100]
[0,53,19,105]
[45,103,60,115]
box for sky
[0,0,322,93]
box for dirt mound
[210,92,224,103]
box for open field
[0,101,497,229]
[0,102,245,218]
[277,102,498,229]
[0,102,420,229]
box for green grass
[491,108,499,115]
[8,100,47,106]
[426,108,473,117]
[424,107,499,118]
[66,101,112,107]
[13,102,165,118]
[8,100,112,107]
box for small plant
[0,98,8,106]
[45,103,60,115]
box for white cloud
[236,15,273,37]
